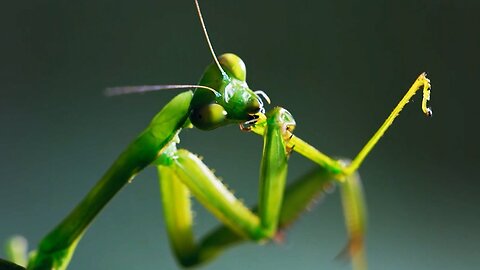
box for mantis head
[189,53,271,130]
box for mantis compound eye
[190,103,227,130]
[219,53,247,81]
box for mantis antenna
[105,84,220,97]
[105,0,229,98]
[194,0,227,78]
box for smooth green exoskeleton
[2,1,433,270]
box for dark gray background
[0,1,476,269]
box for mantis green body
[3,1,432,269]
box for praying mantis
[2,1,433,269]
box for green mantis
[3,1,433,269]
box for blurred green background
[0,0,476,269]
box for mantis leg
[195,165,367,270]
[251,73,432,177]
[203,167,366,270]
[157,107,295,266]
[338,171,367,270]
[27,91,193,270]
[159,158,367,270]
[196,167,338,266]
[158,107,367,269]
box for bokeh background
[0,1,476,269]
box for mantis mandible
[3,1,432,269]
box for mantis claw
[419,72,433,117]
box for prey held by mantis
[3,1,433,269]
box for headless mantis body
[4,1,432,269]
